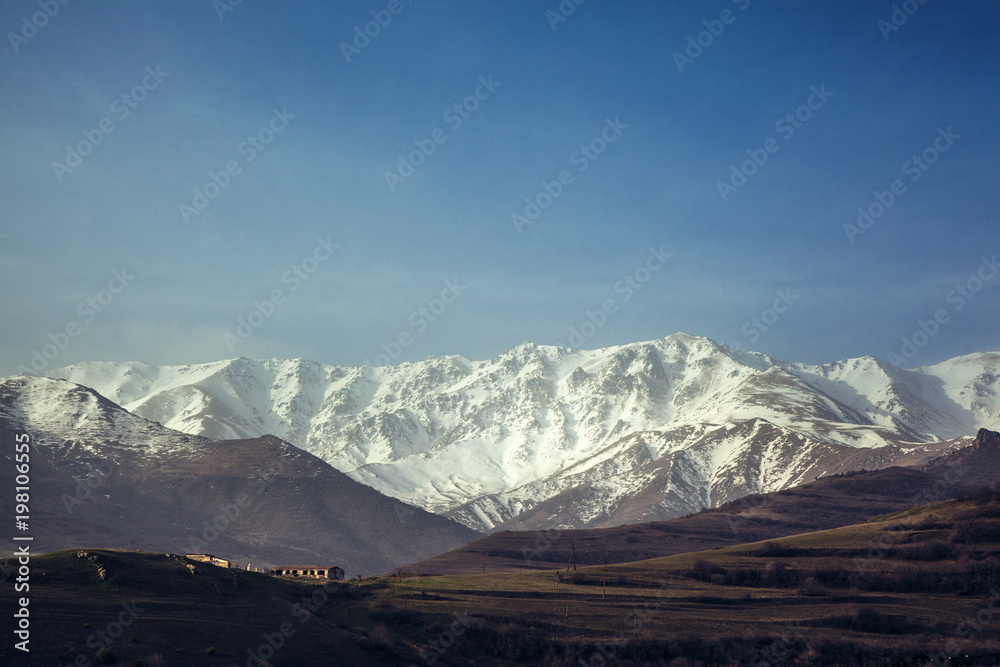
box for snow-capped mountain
[46,333,1000,531]
[0,371,209,473]
[0,376,479,574]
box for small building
[186,554,238,569]
[270,565,344,580]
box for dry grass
[372,492,1000,665]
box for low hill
[403,461,977,575]
[0,549,422,665]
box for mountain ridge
[41,333,1000,531]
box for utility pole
[566,542,577,573]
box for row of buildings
[186,553,345,580]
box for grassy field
[370,490,1000,665]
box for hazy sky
[2,0,998,375]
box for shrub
[204,646,216,655]
[96,647,116,664]
[763,560,801,588]
[958,487,1000,505]
[686,559,725,582]
[914,515,952,530]
[722,566,762,587]
[461,619,550,662]
[826,608,917,634]
[954,519,1000,544]
[368,624,393,647]
[815,567,854,589]
[797,576,827,596]
[758,541,787,557]
[371,603,422,626]
[900,540,954,560]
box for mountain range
[43,333,1000,532]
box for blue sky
[1,0,998,374]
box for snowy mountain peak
[0,375,206,469]
[41,336,1000,530]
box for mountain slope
[404,451,986,576]
[0,376,479,575]
[922,426,1000,489]
[477,418,957,531]
[45,334,1000,530]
